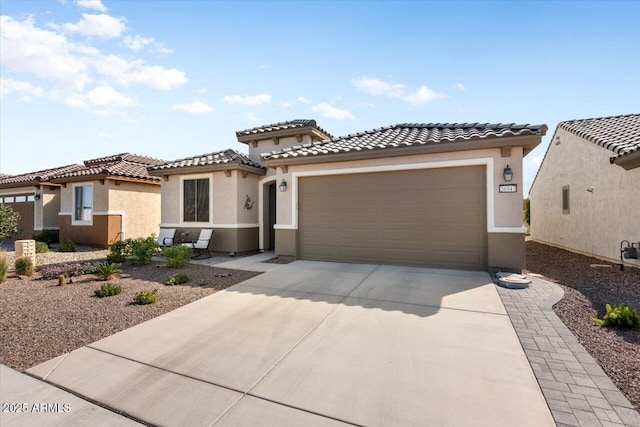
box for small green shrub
[165,273,189,286]
[35,241,49,253]
[133,289,158,305]
[130,236,158,265]
[58,238,76,252]
[57,274,66,286]
[94,262,122,280]
[107,236,158,264]
[594,303,640,328]
[106,240,129,263]
[162,245,192,267]
[33,230,59,245]
[14,256,34,276]
[0,254,8,284]
[94,283,123,298]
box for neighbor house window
[15,196,26,202]
[4,197,14,203]
[183,178,210,222]
[562,185,570,214]
[74,184,93,222]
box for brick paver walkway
[496,276,640,427]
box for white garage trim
[284,158,498,232]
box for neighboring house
[530,114,640,268]
[49,153,164,247]
[0,165,84,240]
[153,119,546,271]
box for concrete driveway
[28,261,554,426]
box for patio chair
[182,229,213,259]
[157,228,176,248]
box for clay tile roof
[235,119,333,139]
[149,149,265,172]
[262,122,547,161]
[0,164,84,186]
[83,153,165,167]
[558,114,640,159]
[51,154,165,182]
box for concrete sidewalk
[0,365,142,426]
[27,261,555,426]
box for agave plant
[94,262,122,280]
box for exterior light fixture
[34,193,41,201]
[503,165,513,182]
[279,179,287,192]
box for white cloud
[352,76,405,98]
[222,93,271,105]
[244,112,262,122]
[402,85,446,107]
[156,47,174,56]
[0,78,45,100]
[75,0,107,12]
[352,75,446,107]
[123,35,153,51]
[1,16,92,91]
[197,87,209,94]
[278,101,292,108]
[94,54,188,90]
[98,131,113,138]
[172,100,214,114]
[453,83,465,91]
[123,34,173,55]
[66,85,138,116]
[311,103,354,120]
[530,155,544,168]
[296,96,312,104]
[63,13,125,39]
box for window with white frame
[183,178,210,222]
[74,184,93,222]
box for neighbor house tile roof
[83,153,165,167]
[262,122,547,160]
[149,149,265,172]
[52,161,161,182]
[51,153,164,183]
[236,119,333,139]
[0,164,83,187]
[558,114,640,159]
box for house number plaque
[499,184,517,193]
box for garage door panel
[298,166,487,270]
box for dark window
[183,178,210,222]
[562,185,570,214]
[74,185,92,221]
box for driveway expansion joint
[495,275,640,426]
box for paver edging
[493,274,640,427]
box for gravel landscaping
[525,240,640,410]
[0,248,260,371]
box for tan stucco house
[0,165,84,240]
[152,119,546,271]
[530,114,640,268]
[49,153,163,247]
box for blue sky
[1,0,639,195]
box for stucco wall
[108,181,161,239]
[59,181,109,214]
[530,129,640,267]
[41,186,61,229]
[269,147,524,230]
[247,135,313,164]
[159,170,261,227]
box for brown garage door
[298,166,487,270]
